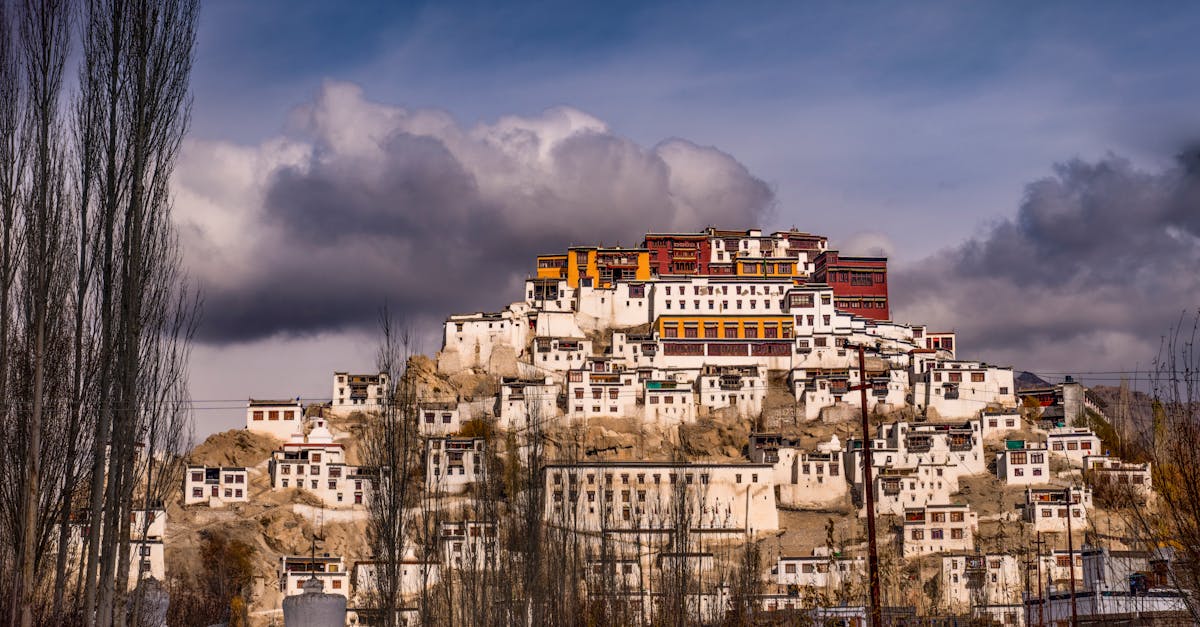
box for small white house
[995,441,1050,486]
[696,365,766,418]
[184,465,249,506]
[869,464,959,517]
[878,419,987,477]
[901,504,977,557]
[419,401,463,436]
[772,550,864,593]
[774,436,849,508]
[426,437,486,495]
[1083,455,1153,501]
[913,361,1016,419]
[438,520,498,571]
[980,409,1023,442]
[331,371,389,416]
[497,377,558,430]
[351,551,440,605]
[280,555,350,598]
[940,553,1022,615]
[1024,486,1091,533]
[245,398,305,440]
[530,337,591,372]
[644,380,697,425]
[1047,428,1102,467]
[566,362,639,421]
[269,423,371,508]
[129,508,167,590]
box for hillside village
[170,227,1184,626]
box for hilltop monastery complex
[180,227,1179,626]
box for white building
[1024,486,1091,533]
[543,462,779,535]
[980,409,1023,442]
[940,554,1022,616]
[280,555,350,598]
[773,436,849,508]
[245,398,305,440]
[644,379,697,425]
[1047,427,1102,467]
[530,336,592,372]
[849,420,985,486]
[912,361,1016,419]
[900,504,978,557]
[419,401,464,436]
[772,549,864,594]
[1082,455,1153,500]
[696,365,766,418]
[269,423,372,508]
[497,377,558,430]
[350,551,440,605]
[438,520,498,571]
[129,508,166,590]
[184,465,249,506]
[566,361,639,421]
[1027,547,1191,625]
[869,464,959,517]
[331,372,390,415]
[1036,550,1084,591]
[425,437,486,495]
[995,441,1050,486]
[440,307,531,373]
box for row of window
[661,321,795,339]
[550,470,759,485]
[911,528,966,540]
[278,463,343,477]
[252,410,296,421]
[191,487,244,499]
[934,371,988,383]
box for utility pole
[850,344,882,627]
[1034,531,1046,627]
[1065,488,1079,626]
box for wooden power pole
[851,344,883,626]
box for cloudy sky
[179,0,1200,436]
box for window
[950,528,964,539]
[931,529,944,540]
[253,411,264,421]
[911,529,924,540]
[971,372,985,382]
[950,512,964,522]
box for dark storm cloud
[893,149,1200,369]
[181,82,774,344]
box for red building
[643,233,712,275]
[813,250,889,320]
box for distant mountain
[1015,371,1051,391]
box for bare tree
[1120,310,1200,622]
[363,308,421,626]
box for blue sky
[180,1,1200,435]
